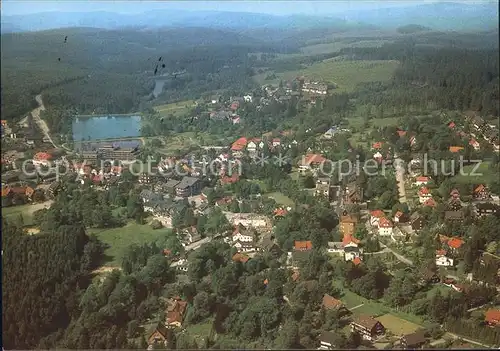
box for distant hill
[3,2,498,33]
[0,10,359,33]
[397,24,431,34]
[344,2,499,31]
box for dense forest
[1,27,295,120]
[344,39,499,116]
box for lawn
[89,221,172,267]
[300,40,393,55]
[452,161,495,184]
[2,200,53,226]
[184,319,214,345]
[254,60,400,93]
[376,313,422,336]
[265,191,294,207]
[154,100,196,117]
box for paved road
[394,157,408,204]
[445,332,496,349]
[379,240,414,265]
[31,94,56,148]
[184,237,211,251]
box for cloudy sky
[1,0,493,16]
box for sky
[1,0,494,16]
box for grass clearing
[89,221,172,266]
[452,161,495,184]
[185,319,214,345]
[254,60,399,93]
[376,313,422,336]
[2,200,53,226]
[300,40,393,55]
[265,192,294,207]
[154,100,196,117]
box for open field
[452,161,495,184]
[2,200,53,226]
[300,40,393,55]
[89,221,171,267]
[265,192,294,207]
[254,60,400,93]
[184,319,214,346]
[154,100,196,117]
[376,313,422,336]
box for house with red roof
[294,240,313,251]
[418,187,432,204]
[220,173,239,185]
[393,211,408,223]
[448,121,456,129]
[271,138,281,147]
[273,208,288,217]
[423,198,437,207]
[449,146,464,153]
[352,257,362,266]
[372,142,383,150]
[378,217,393,236]
[33,152,52,166]
[485,309,500,327]
[231,137,247,152]
[469,138,480,150]
[447,237,465,252]
[473,184,490,200]
[370,210,385,226]
[413,176,430,186]
[232,252,250,263]
[298,153,327,173]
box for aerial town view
[1,0,499,349]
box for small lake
[72,115,142,141]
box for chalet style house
[350,315,385,341]
[318,331,337,350]
[343,182,363,204]
[400,330,427,349]
[147,322,172,348]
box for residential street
[394,157,408,204]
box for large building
[175,176,202,197]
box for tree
[302,174,316,189]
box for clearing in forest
[254,60,400,92]
[376,313,422,336]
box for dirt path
[27,200,54,214]
[31,94,56,148]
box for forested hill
[1,27,291,120]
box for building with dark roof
[175,176,202,197]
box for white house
[327,242,344,254]
[232,228,254,242]
[247,141,257,152]
[418,187,432,204]
[436,252,454,267]
[244,95,253,102]
[233,240,255,252]
[323,126,338,139]
[373,151,383,161]
[171,259,189,272]
[378,217,394,236]
[370,210,385,227]
[413,176,430,187]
